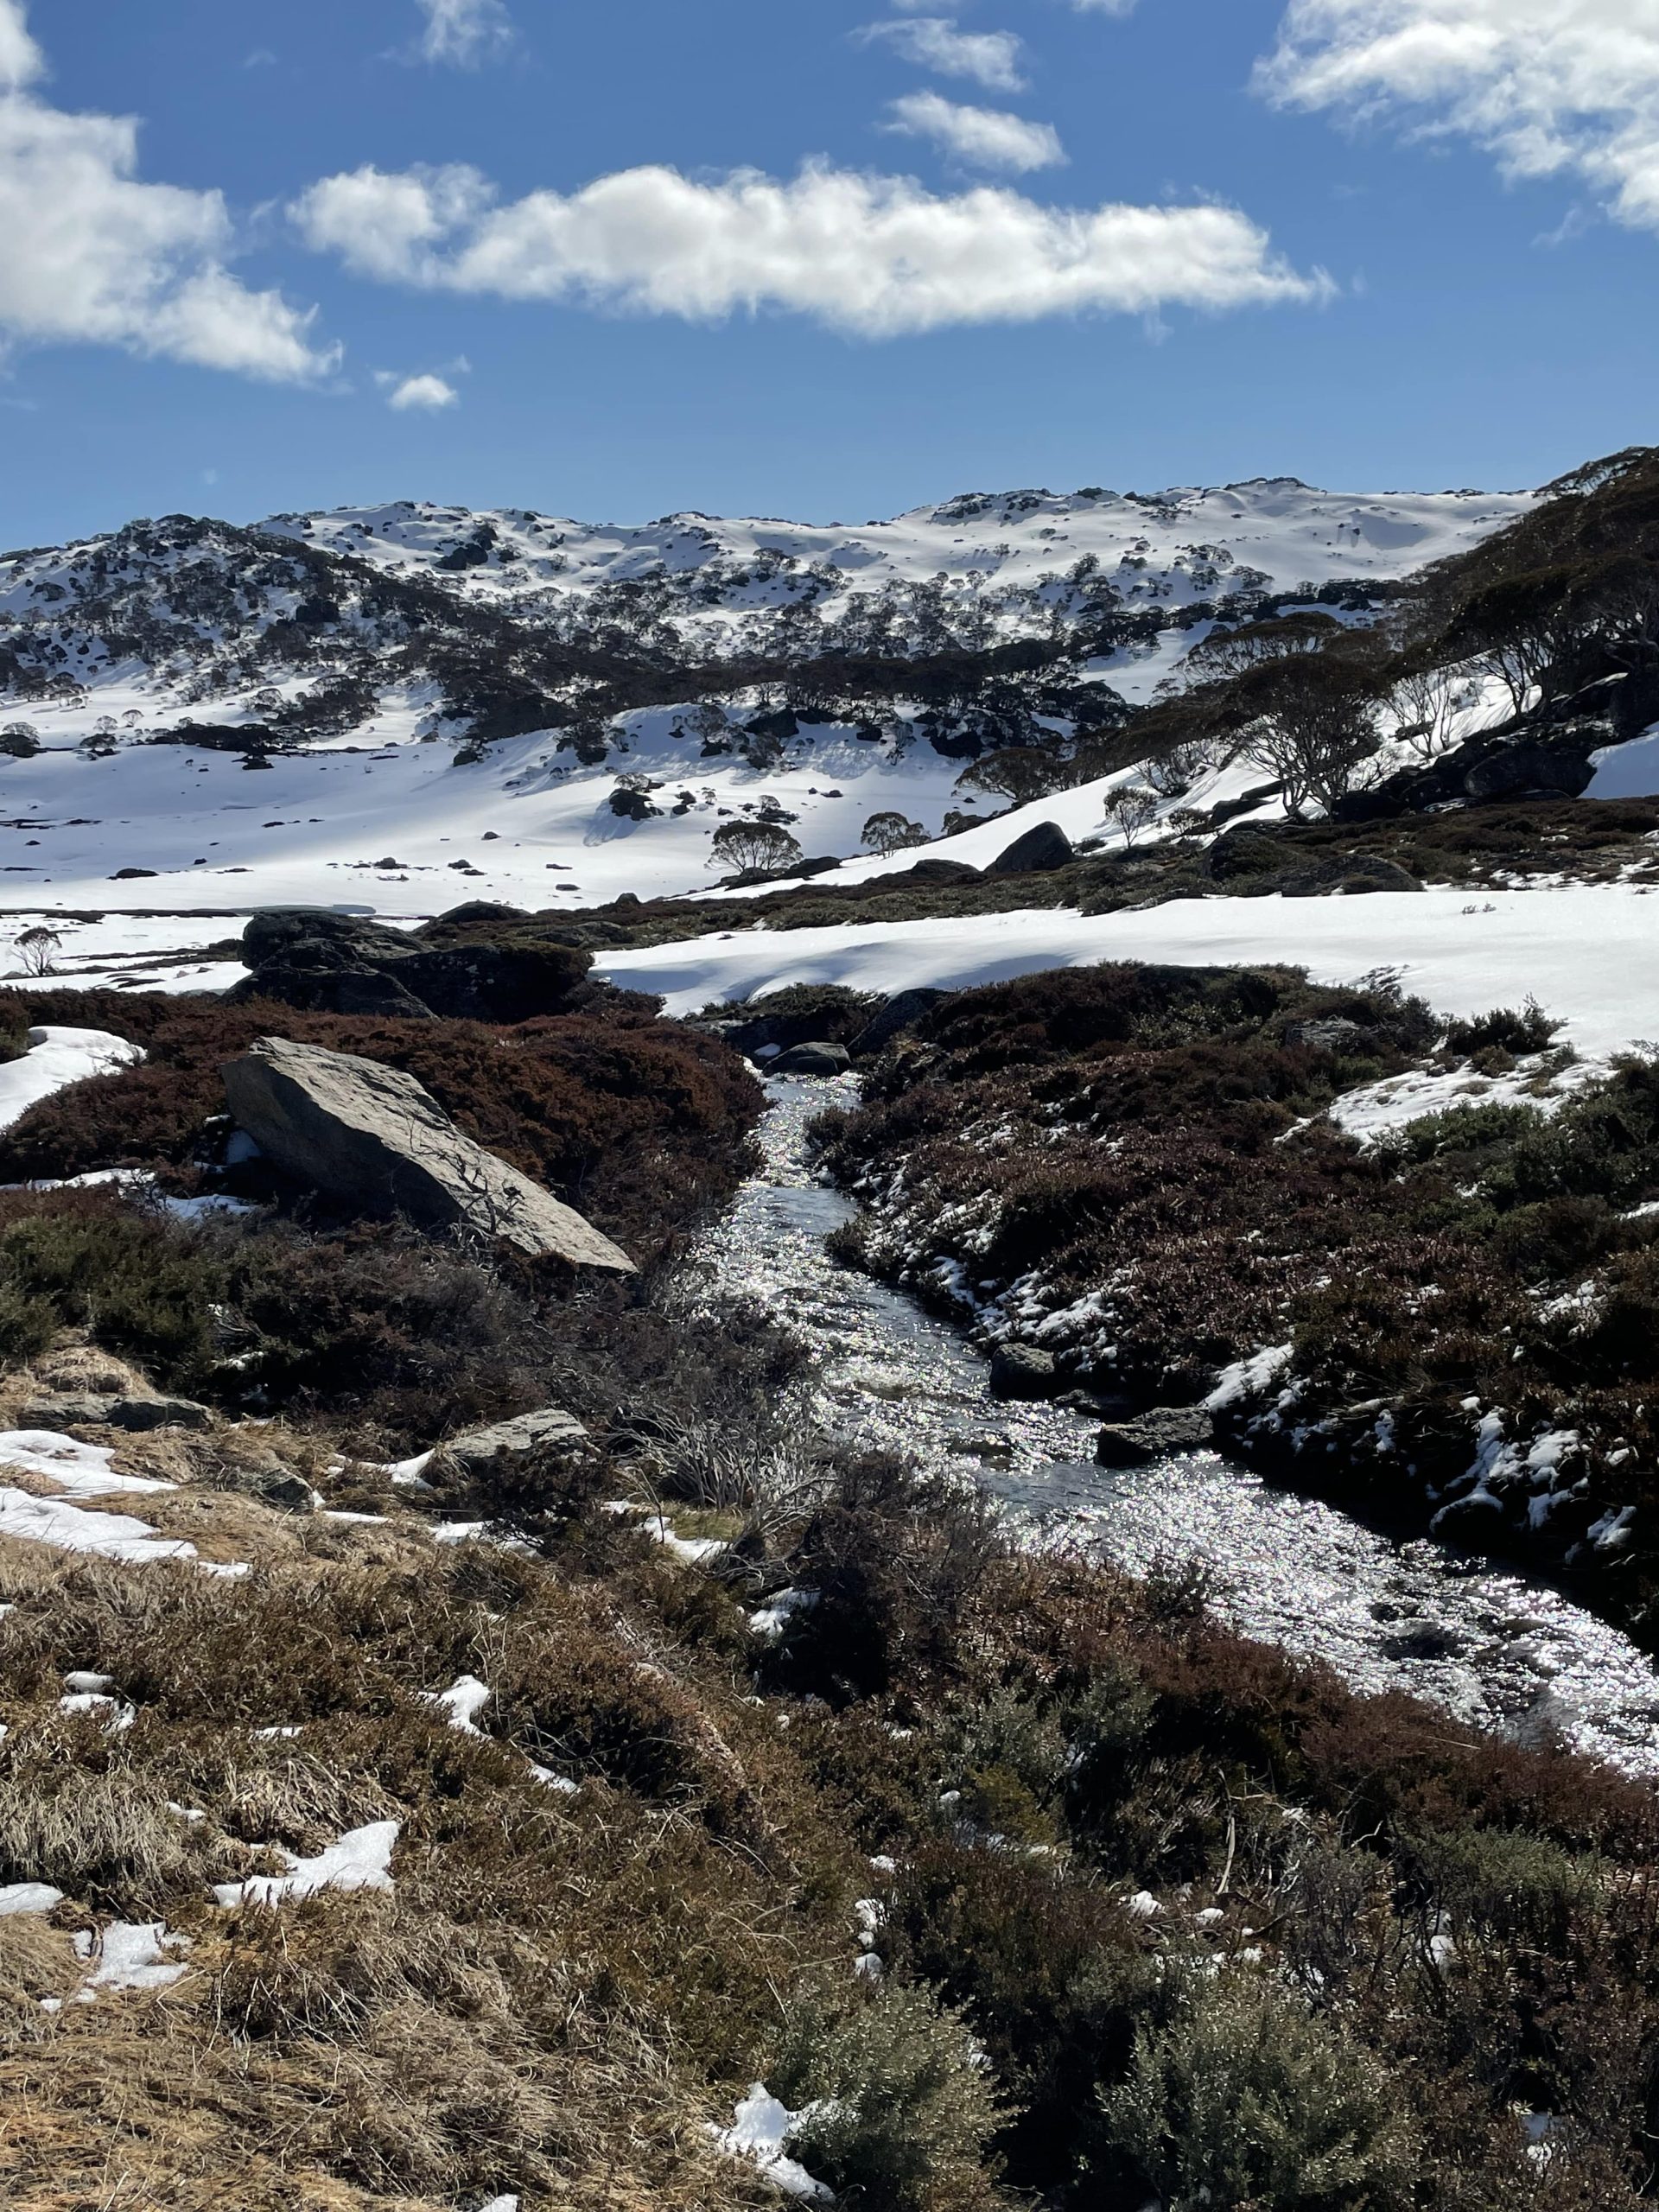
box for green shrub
[1444,1000,1562,1058]
[1101,1976,1409,2212]
[772,1981,1006,2211]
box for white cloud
[859,17,1027,92]
[0,0,330,381]
[415,0,512,67]
[0,0,39,88]
[1071,0,1140,11]
[1260,0,1659,234]
[385,371,460,410]
[293,159,1329,335]
[887,91,1065,171]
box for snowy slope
[594,883,1659,1070]
[257,479,1535,647]
[0,474,1539,926]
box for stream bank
[692,1077,1659,1778]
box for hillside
[4,449,1659,2209]
[0,476,1534,922]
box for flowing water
[691,1077,1659,1778]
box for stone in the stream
[20,1393,213,1433]
[441,1408,588,1471]
[1095,1407,1217,1466]
[769,1042,851,1077]
[221,1037,634,1271]
[989,1344,1058,1400]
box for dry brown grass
[0,1492,868,2211]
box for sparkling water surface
[690,1078,1659,1777]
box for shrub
[765,1454,997,1700]
[772,1981,1006,2212]
[1101,1977,1409,2212]
[1445,1000,1562,1058]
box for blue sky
[6,0,1659,540]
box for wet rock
[988,821,1073,874]
[1430,1490,1508,1545]
[1095,1407,1216,1465]
[770,1042,851,1077]
[441,1407,588,1472]
[222,1037,635,1271]
[989,1344,1058,1400]
[849,988,948,1058]
[20,1393,213,1432]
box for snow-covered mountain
[260,479,1534,645]
[0,476,1538,929]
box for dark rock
[228,960,435,1021]
[1096,1406,1216,1465]
[18,1394,120,1428]
[989,1344,1058,1400]
[889,858,981,886]
[1205,783,1283,827]
[744,708,799,741]
[1280,854,1424,898]
[214,1465,317,1513]
[608,787,658,821]
[111,867,158,880]
[1429,1490,1507,1546]
[429,901,528,928]
[243,907,413,969]
[723,987,876,1056]
[988,821,1073,874]
[849,988,949,1058]
[20,1393,213,1432]
[1462,745,1595,802]
[769,1041,851,1077]
[392,942,591,1022]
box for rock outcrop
[18,1393,213,1432]
[228,908,594,1023]
[442,1408,588,1471]
[988,821,1074,874]
[221,1037,634,1271]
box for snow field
[597,882,1659,1083]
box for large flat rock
[222,1037,634,1272]
[442,1408,588,1471]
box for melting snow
[0,1027,143,1133]
[73,1920,191,1997]
[0,1431,171,1498]
[711,2085,834,2202]
[213,1819,400,1907]
[0,1882,64,1916]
